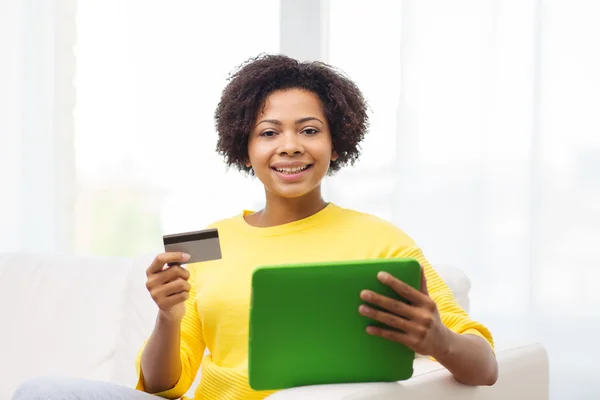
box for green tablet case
[248,258,421,391]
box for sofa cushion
[108,254,160,387]
[433,264,471,313]
[0,253,133,399]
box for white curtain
[3,0,600,398]
[0,0,75,254]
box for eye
[303,128,319,135]
[260,130,277,137]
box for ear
[331,150,339,162]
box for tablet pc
[248,257,421,391]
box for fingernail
[181,253,190,261]
[378,271,390,280]
[361,290,371,300]
[359,305,370,314]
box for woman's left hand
[358,267,451,358]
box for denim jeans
[12,376,164,400]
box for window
[74,0,279,255]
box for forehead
[259,89,325,118]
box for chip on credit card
[163,228,222,264]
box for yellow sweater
[135,203,493,399]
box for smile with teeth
[273,165,311,174]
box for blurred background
[1,0,599,398]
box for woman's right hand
[145,252,192,322]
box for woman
[13,54,497,400]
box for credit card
[163,228,222,264]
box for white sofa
[0,253,549,399]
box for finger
[158,265,191,284]
[420,266,429,296]
[159,291,190,310]
[365,325,410,344]
[147,252,190,275]
[360,290,420,321]
[155,278,191,298]
[146,265,190,289]
[377,271,428,306]
[146,267,190,295]
[359,304,418,334]
[154,268,191,289]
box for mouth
[271,164,313,174]
[270,164,314,181]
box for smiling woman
[132,54,497,400]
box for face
[247,88,337,199]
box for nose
[278,132,304,156]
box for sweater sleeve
[392,245,494,351]
[135,264,206,399]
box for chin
[265,180,321,199]
[272,186,314,199]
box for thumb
[420,265,429,296]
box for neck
[252,187,328,227]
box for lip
[271,164,314,182]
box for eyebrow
[255,117,324,127]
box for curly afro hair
[214,54,369,175]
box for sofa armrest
[266,343,549,400]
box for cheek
[247,142,272,166]
[314,140,335,161]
